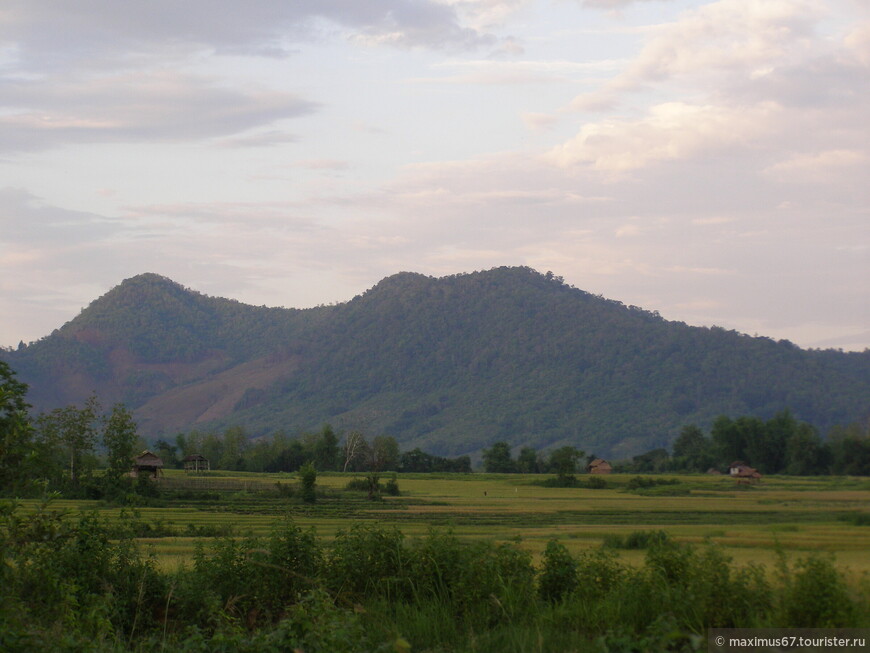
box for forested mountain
[3,268,868,458]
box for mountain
[3,267,869,458]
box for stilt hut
[131,451,164,478]
[183,454,210,472]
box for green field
[15,470,870,578]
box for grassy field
[13,471,870,578]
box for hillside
[3,268,869,458]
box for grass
[9,471,870,577]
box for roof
[134,451,164,467]
[588,458,609,466]
[182,454,208,462]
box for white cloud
[549,101,780,171]
[763,149,868,181]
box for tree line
[636,410,870,475]
[0,360,471,499]
[478,409,869,477]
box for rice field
[11,471,870,577]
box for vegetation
[1,501,866,652]
[4,267,869,458]
[623,412,870,476]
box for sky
[1,0,868,351]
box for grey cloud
[0,72,318,152]
[0,0,490,74]
[0,188,121,245]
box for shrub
[299,462,317,503]
[538,539,578,602]
[384,473,400,496]
[586,476,608,489]
[603,529,671,550]
[327,523,406,600]
[779,553,856,627]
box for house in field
[729,460,761,484]
[586,458,613,474]
[183,454,210,473]
[131,451,164,478]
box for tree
[102,403,139,482]
[154,439,179,469]
[371,435,399,471]
[0,361,35,494]
[548,446,583,484]
[36,395,100,487]
[785,422,826,475]
[314,424,339,471]
[516,446,541,473]
[299,461,317,503]
[482,441,515,473]
[672,424,712,471]
[342,431,369,472]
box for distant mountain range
[3,267,868,458]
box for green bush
[779,553,856,627]
[538,539,578,602]
[603,529,671,550]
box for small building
[706,467,722,475]
[587,458,613,474]
[730,462,762,484]
[183,454,210,473]
[131,451,164,479]
[729,460,749,476]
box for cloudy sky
[1,0,867,351]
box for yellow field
[12,471,870,577]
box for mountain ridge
[4,267,868,458]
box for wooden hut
[131,451,164,478]
[729,462,762,484]
[586,458,613,474]
[183,454,210,472]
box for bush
[586,476,608,489]
[384,473,400,496]
[327,523,406,600]
[603,530,671,550]
[538,539,578,602]
[299,462,317,503]
[779,553,856,627]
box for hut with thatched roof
[131,451,164,479]
[729,461,762,484]
[183,454,210,473]
[586,458,613,474]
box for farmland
[13,470,870,575]
[4,469,869,651]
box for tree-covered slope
[3,267,868,457]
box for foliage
[538,539,579,602]
[0,499,866,652]
[603,530,672,550]
[299,461,317,503]
[6,267,868,460]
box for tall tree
[0,361,35,494]
[314,424,340,471]
[672,424,712,471]
[102,403,139,482]
[371,435,399,471]
[482,441,515,473]
[36,395,100,486]
[548,446,583,483]
[516,446,541,473]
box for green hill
[3,267,868,458]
